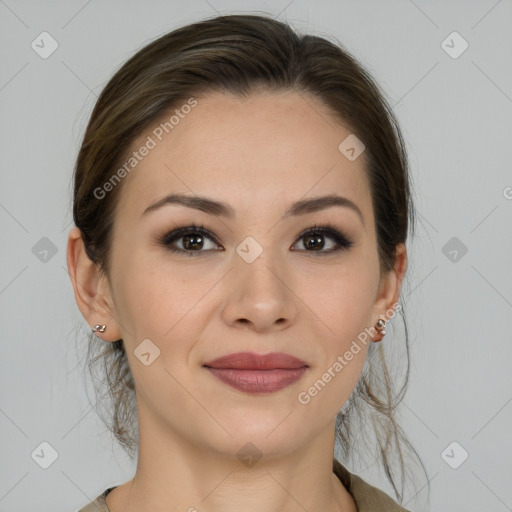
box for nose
[221,247,299,333]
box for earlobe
[66,227,123,342]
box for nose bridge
[221,235,298,331]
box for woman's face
[90,90,403,458]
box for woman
[68,13,424,512]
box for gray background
[1,1,511,511]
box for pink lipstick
[203,352,308,393]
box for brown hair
[72,13,427,503]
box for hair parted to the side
[71,13,427,504]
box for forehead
[115,90,372,223]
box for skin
[67,89,407,512]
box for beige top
[78,458,411,511]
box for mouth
[203,352,309,394]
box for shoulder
[76,487,114,512]
[333,458,412,512]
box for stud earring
[372,318,387,342]
[375,319,386,335]
[92,324,107,334]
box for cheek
[298,328,369,421]
[300,259,377,340]
[298,259,375,396]
[112,250,219,347]
[111,265,203,403]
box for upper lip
[203,352,308,370]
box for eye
[159,223,354,256]
[159,223,221,256]
[291,224,354,255]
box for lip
[203,351,308,370]
[203,352,309,394]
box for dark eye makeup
[158,222,354,257]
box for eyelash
[159,223,354,257]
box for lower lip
[205,367,308,393]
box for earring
[373,318,386,342]
[92,324,107,334]
[375,319,386,335]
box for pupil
[184,234,203,250]
[305,234,324,250]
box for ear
[371,242,407,341]
[66,227,123,342]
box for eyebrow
[141,193,364,226]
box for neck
[106,403,356,512]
